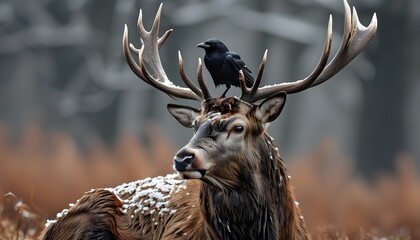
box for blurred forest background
[1,0,420,239]
[1,0,420,174]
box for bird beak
[197,42,210,49]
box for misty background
[0,0,419,178]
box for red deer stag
[39,1,377,239]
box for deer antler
[123,3,211,101]
[240,0,377,103]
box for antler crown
[123,0,377,105]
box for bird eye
[233,125,244,133]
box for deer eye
[233,125,244,133]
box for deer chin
[177,170,207,179]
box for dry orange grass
[290,140,419,239]
[0,192,44,239]
[0,125,419,239]
[0,124,173,219]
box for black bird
[197,38,254,97]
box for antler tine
[197,58,212,100]
[123,25,147,81]
[238,70,248,96]
[240,50,268,102]
[123,3,204,101]
[137,9,147,36]
[158,29,173,49]
[242,0,377,103]
[252,49,268,94]
[138,3,167,82]
[152,4,172,49]
[178,51,203,98]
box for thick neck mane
[199,134,303,240]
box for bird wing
[225,51,254,87]
[225,52,252,73]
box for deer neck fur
[199,134,301,240]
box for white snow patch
[45,174,186,227]
[107,173,186,216]
[45,208,69,227]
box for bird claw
[220,85,231,98]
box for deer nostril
[175,154,193,164]
[175,149,194,163]
[173,150,194,171]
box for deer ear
[167,104,200,128]
[256,92,287,123]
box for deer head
[166,94,285,187]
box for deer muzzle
[173,149,206,179]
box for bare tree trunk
[357,0,410,177]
